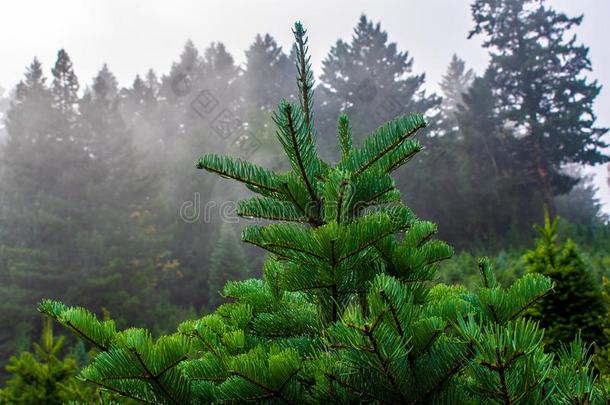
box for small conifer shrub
[524,209,606,351]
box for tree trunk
[534,141,555,218]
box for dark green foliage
[594,277,610,383]
[525,210,606,352]
[450,73,539,241]
[207,222,250,309]
[400,0,609,248]
[0,52,188,370]
[39,23,607,404]
[408,70,540,247]
[470,0,608,213]
[0,11,605,374]
[0,319,96,404]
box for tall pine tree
[206,222,250,309]
[318,14,440,157]
[439,54,474,132]
[0,56,186,371]
[0,57,82,366]
[470,0,609,215]
[240,33,295,110]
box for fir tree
[524,209,606,352]
[207,222,250,309]
[159,40,244,312]
[0,58,75,367]
[470,0,609,215]
[439,54,474,131]
[91,63,119,102]
[555,169,606,227]
[405,72,538,247]
[241,33,295,110]
[318,14,440,155]
[452,73,538,242]
[39,23,607,404]
[51,49,80,120]
[0,319,96,404]
[0,58,186,371]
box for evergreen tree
[158,40,245,312]
[240,33,295,110]
[470,0,609,215]
[40,23,607,404]
[396,56,473,245]
[0,57,186,371]
[76,65,184,329]
[121,69,162,171]
[524,209,606,352]
[0,58,76,366]
[162,39,200,106]
[91,63,119,102]
[51,49,80,121]
[318,14,440,156]
[0,319,96,404]
[406,72,538,247]
[207,222,250,309]
[555,169,606,227]
[439,54,474,131]
[452,73,538,242]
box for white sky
[1,0,609,209]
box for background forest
[1,0,610,400]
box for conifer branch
[131,349,181,405]
[409,359,465,405]
[230,370,294,404]
[419,330,442,355]
[280,182,311,220]
[337,114,353,158]
[348,115,426,176]
[337,229,396,263]
[65,320,109,352]
[494,348,513,405]
[335,181,349,224]
[379,290,406,341]
[361,186,395,206]
[507,289,551,321]
[82,379,159,405]
[196,154,281,194]
[325,373,393,405]
[330,239,338,322]
[362,324,406,402]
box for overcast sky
[2,0,609,209]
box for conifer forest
[2,0,610,403]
